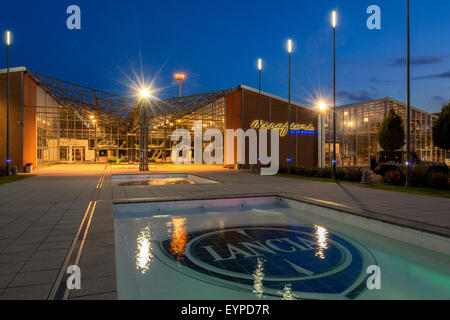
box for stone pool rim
[111,172,223,185]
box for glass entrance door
[71,148,84,162]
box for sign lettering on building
[250,120,315,137]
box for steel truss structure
[129,89,231,162]
[30,71,232,166]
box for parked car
[375,151,420,176]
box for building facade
[322,98,445,167]
[0,68,318,170]
[2,68,443,172]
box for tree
[432,101,450,150]
[377,106,405,151]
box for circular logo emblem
[158,225,376,299]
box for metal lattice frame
[30,72,134,120]
[129,88,232,128]
[29,71,234,164]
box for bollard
[361,170,370,185]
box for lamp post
[174,73,185,98]
[332,11,337,180]
[139,88,151,171]
[257,58,262,166]
[318,101,328,168]
[287,39,292,174]
[5,31,11,175]
[90,116,97,162]
[258,58,262,128]
[405,0,411,187]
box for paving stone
[70,291,117,300]
[9,270,58,287]
[0,273,15,289]
[0,284,52,300]
[0,251,34,264]
[69,276,117,298]
[31,249,69,260]
[38,240,73,251]
[0,262,25,275]
[22,258,64,272]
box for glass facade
[34,84,226,167]
[323,98,444,167]
[145,97,226,162]
[35,86,136,167]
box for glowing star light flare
[140,88,150,99]
[5,31,11,46]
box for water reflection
[166,218,188,264]
[279,284,298,300]
[252,258,265,298]
[118,178,195,186]
[135,226,153,274]
[314,225,329,260]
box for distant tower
[174,73,186,97]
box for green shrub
[378,106,405,150]
[432,101,450,150]
[384,168,406,185]
[427,171,448,189]
[410,166,429,187]
[408,165,448,189]
[335,168,346,179]
[382,165,449,189]
[342,167,363,181]
[304,167,318,177]
[295,166,306,176]
[317,167,332,178]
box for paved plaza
[0,164,449,299]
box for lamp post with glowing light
[5,31,11,175]
[332,11,337,180]
[257,58,263,167]
[174,73,185,98]
[317,101,328,168]
[287,39,292,174]
[258,59,262,128]
[138,88,152,171]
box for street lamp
[287,39,292,174]
[138,87,152,171]
[405,0,411,187]
[318,101,327,113]
[331,11,337,180]
[317,101,328,168]
[140,88,150,99]
[174,73,185,98]
[258,59,262,128]
[5,30,11,175]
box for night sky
[1,0,449,112]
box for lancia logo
[159,225,376,299]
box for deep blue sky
[1,0,449,112]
